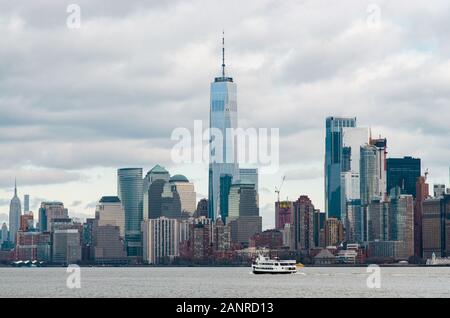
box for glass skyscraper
[117,168,143,257]
[325,117,357,219]
[208,36,239,220]
[386,157,421,198]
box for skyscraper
[239,168,258,192]
[38,202,68,232]
[293,196,315,251]
[143,165,170,219]
[325,116,357,219]
[387,157,421,198]
[208,34,239,220]
[434,184,446,198]
[117,168,143,257]
[360,144,380,206]
[219,174,233,223]
[1,223,8,245]
[369,137,388,199]
[142,217,180,265]
[414,176,429,257]
[95,196,125,238]
[227,182,259,220]
[169,175,196,216]
[389,190,414,259]
[9,181,22,244]
[422,195,450,258]
[52,229,82,264]
[24,194,30,213]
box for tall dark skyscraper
[387,157,421,198]
[325,116,357,219]
[117,168,143,258]
[219,174,232,223]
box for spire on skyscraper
[14,178,17,197]
[222,30,226,78]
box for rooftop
[170,174,189,183]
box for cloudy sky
[0,0,449,229]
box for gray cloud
[285,168,323,181]
[0,213,8,225]
[0,169,82,188]
[0,1,449,215]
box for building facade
[387,157,421,198]
[117,168,143,257]
[325,116,357,220]
[142,217,180,264]
[208,37,239,221]
[9,182,22,244]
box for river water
[0,267,449,298]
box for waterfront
[0,267,449,298]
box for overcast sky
[0,0,449,229]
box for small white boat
[252,254,297,274]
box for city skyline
[1,1,450,230]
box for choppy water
[0,267,449,298]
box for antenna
[222,30,225,78]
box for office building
[9,181,22,244]
[143,165,170,219]
[229,216,262,247]
[369,137,388,199]
[117,168,143,257]
[387,157,421,198]
[208,35,239,221]
[95,196,125,238]
[228,182,259,220]
[325,218,345,247]
[195,199,209,218]
[91,222,127,264]
[38,202,68,232]
[422,195,450,258]
[169,175,196,216]
[360,144,380,206]
[389,189,414,259]
[325,116,357,219]
[346,199,364,243]
[142,217,180,265]
[239,168,258,192]
[367,199,389,242]
[1,223,8,245]
[219,174,233,223]
[434,184,446,198]
[313,210,326,248]
[52,229,82,264]
[414,176,429,257]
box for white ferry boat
[252,254,297,274]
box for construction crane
[275,176,286,202]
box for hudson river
[0,267,449,297]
